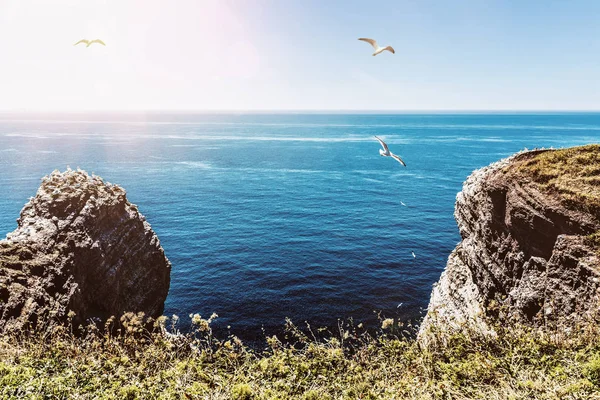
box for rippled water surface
[0,112,598,339]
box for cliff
[421,145,600,336]
[0,169,171,331]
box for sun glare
[0,0,260,111]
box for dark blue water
[0,113,598,338]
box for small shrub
[584,353,600,386]
[231,383,254,400]
[303,390,325,400]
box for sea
[0,112,598,340]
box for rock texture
[0,169,171,331]
[421,146,600,337]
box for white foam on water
[26,133,375,143]
[5,133,50,139]
[363,178,384,184]
[421,136,512,143]
[228,167,327,174]
[3,118,600,132]
[175,161,213,169]
[168,135,372,143]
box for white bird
[358,38,395,56]
[374,136,406,166]
[397,302,403,308]
[74,39,106,47]
[400,201,407,207]
[411,251,416,258]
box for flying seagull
[358,38,395,56]
[400,201,407,207]
[411,251,416,258]
[74,39,106,47]
[374,136,406,166]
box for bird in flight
[74,39,106,47]
[374,136,406,166]
[358,38,395,56]
[411,251,416,258]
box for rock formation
[421,145,600,337]
[0,169,171,331]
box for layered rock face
[0,169,171,331]
[421,145,600,336]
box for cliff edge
[0,169,171,331]
[421,145,600,337]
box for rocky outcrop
[421,145,600,337]
[0,169,171,331]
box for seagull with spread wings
[374,136,406,166]
[74,39,106,47]
[358,38,395,56]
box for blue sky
[1,0,600,111]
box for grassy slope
[514,144,600,217]
[1,315,600,399]
[513,144,600,253]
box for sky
[1,0,600,111]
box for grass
[513,144,600,217]
[1,314,600,399]
[514,144,600,256]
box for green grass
[586,232,600,256]
[514,145,600,255]
[1,314,600,399]
[514,144,600,217]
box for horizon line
[2,109,600,115]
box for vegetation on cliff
[1,315,600,399]
[424,144,600,338]
[515,144,600,216]
[514,144,600,257]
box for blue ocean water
[0,112,598,339]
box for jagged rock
[0,169,171,331]
[421,145,600,338]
